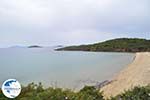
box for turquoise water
[0,48,135,90]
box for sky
[0,0,149,47]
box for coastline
[101,52,150,98]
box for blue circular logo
[2,79,21,98]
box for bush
[111,85,150,100]
[0,83,149,100]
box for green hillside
[56,38,150,52]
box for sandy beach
[101,52,150,98]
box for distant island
[28,45,42,48]
[56,38,150,52]
[9,46,26,48]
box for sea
[0,48,135,90]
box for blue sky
[0,0,149,47]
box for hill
[28,45,42,48]
[56,38,150,52]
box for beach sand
[101,52,150,98]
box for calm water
[0,48,135,90]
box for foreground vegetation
[0,83,149,100]
[56,38,150,52]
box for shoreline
[101,52,150,98]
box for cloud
[0,0,149,46]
